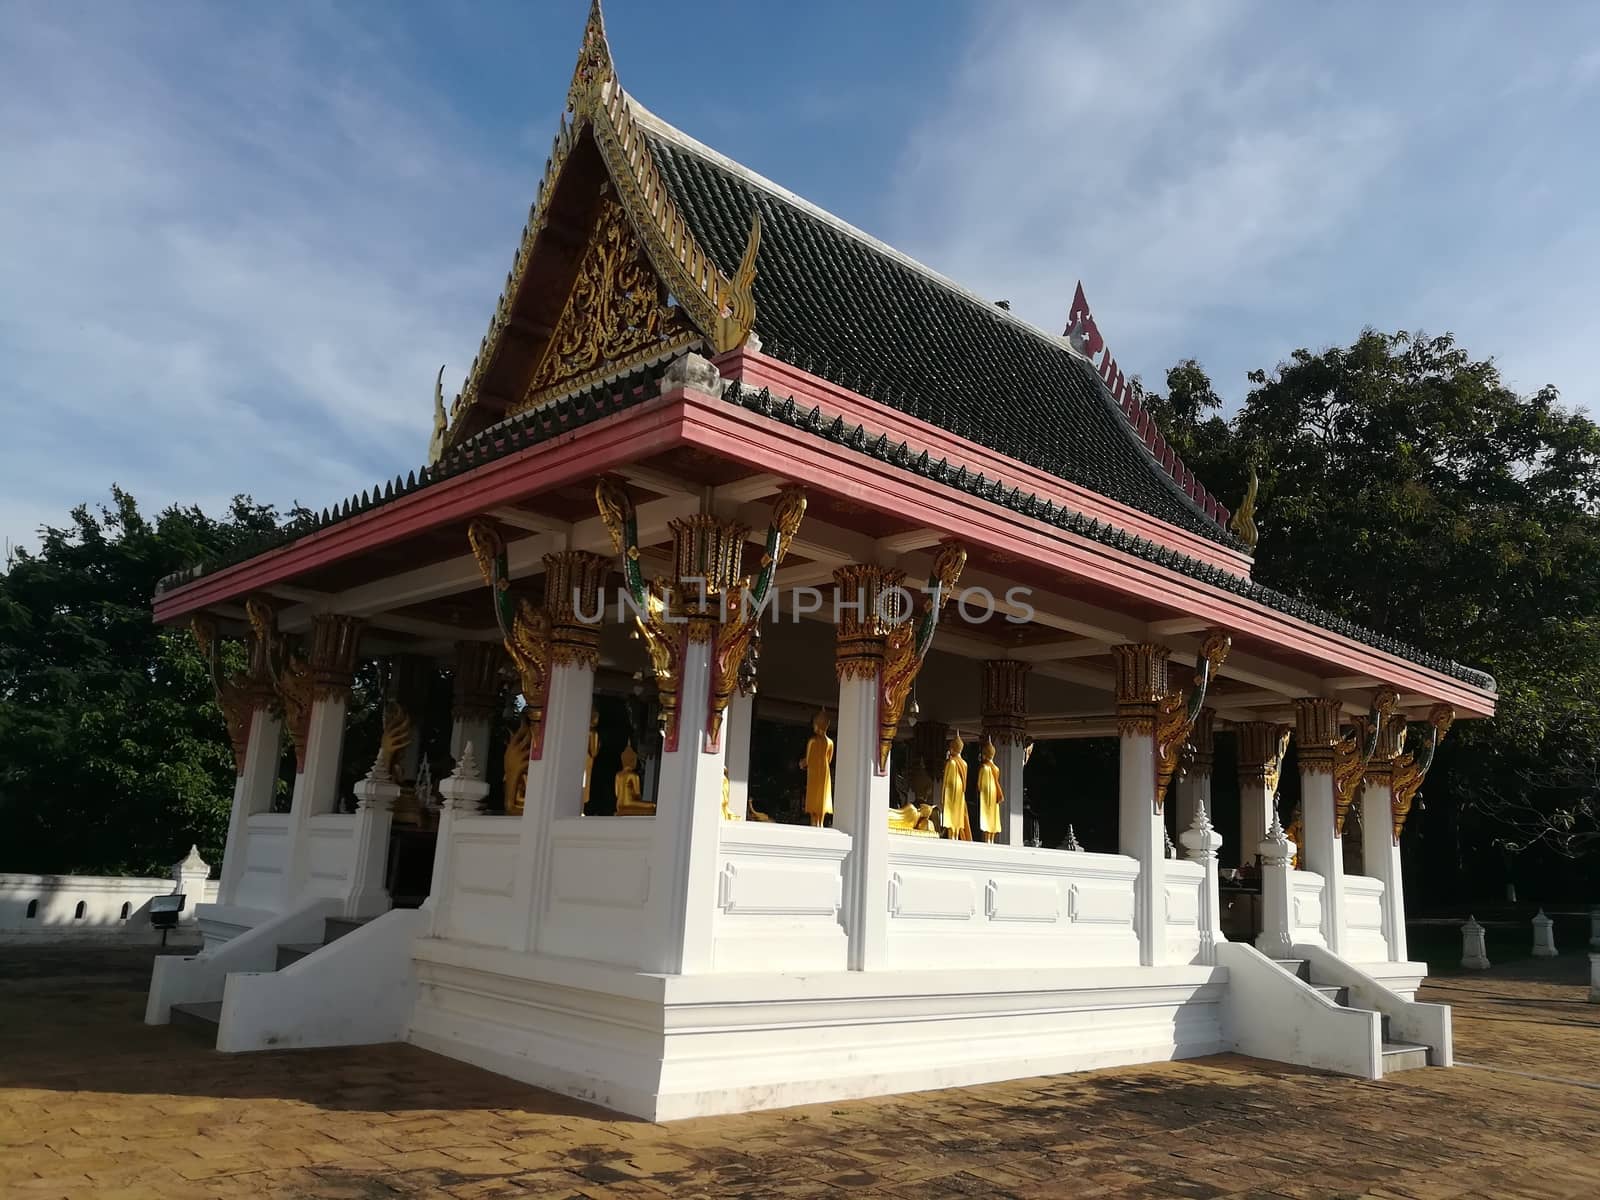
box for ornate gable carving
[515,191,697,416]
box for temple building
[144,3,1494,1119]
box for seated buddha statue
[614,744,655,816]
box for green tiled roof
[642,127,1244,553]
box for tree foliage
[1145,331,1600,891]
[0,488,282,875]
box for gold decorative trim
[1152,632,1230,810]
[246,597,316,773]
[980,659,1030,746]
[446,0,758,446]
[1236,721,1292,800]
[1330,688,1398,835]
[308,614,364,700]
[190,615,269,777]
[511,192,698,419]
[833,563,905,681]
[877,544,966,770]
[1391,705,1454,843]
[544,550,609,669]
[468,518,553,759]
[452,642,505,722]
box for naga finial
[428,365,449,465]
[1229,466,1260,551]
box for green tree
[0,488,282,875]
[1146,332,1600,896]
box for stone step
[1270,958,1309,981]
[1312,984,1349,1006]
[274,942,323,970]
[1382,1042,1431,1073]
[322,916,368,945]
[170,1001,222,1031]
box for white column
[835,670,890,970]
[282,693,348,907]
[725,688,754,817]
[997,741,1026,846]
[429,744,490,938]
[1297,698,1347,956]
[512,660,596,952]
[219,706,282,907]
[647,638,726,974]
[1114,644,1168,968]
[1300,767,1345,955]
[1120,727,1165,966]
[346,756,401,919]
[1256,818,1296,959]
[1180,800,1225,965]
[1360,778,1406,961]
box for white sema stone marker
[1460,916,1490,970]
[1531,909,1558,957]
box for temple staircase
[170,915,370,1035]
[1268,957,1431,1073]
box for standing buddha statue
[976,737,1002,843]
[802,710,834,827]
[940,731,972,840]
[582,707,600,812]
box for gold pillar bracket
[1390,704,1454,843]
[1331,687,1399,835]
[468,518,554,760]
[877,543,967,772]
[190,614,274,777]
[1151,631,1231,810]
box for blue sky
[4,0,1599,557]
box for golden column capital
[832,563,906,680]
[980,659,1031,746]
[308,614,364,700]
[1112,642,1170,736]
[543,549,609,666]
[1294,696,1343,774]
[667,514,749,622]
[1235,720,1292,797]
[451,641,505,722]
[1363,711,1409,784]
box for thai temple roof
[631,112,1239,550]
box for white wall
[1289,870,1328,948]
[1,872,218,942]
[303,813,357,899]
[714,822,849,971]
[538,817,655,967]
[883,839,1140,970]
[234,814,290,912]
[433,815,520,945]
[1341,875,1389,963]
[1164,859,1204,965]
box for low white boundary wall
[1341,875,1389,962]
[883,839,1140,970]
[2,871,217,943]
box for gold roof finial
[1229,466,1260,552]
[568,0,615,115]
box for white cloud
[0,3,530,551]
[886,0,1599,412]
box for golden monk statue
[614,743,654,815]
[801,709,834,827]
[503,712,531,816]
[976,738,1003,843]
[582,707,600,812]
[941,732,972,840]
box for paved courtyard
[2,947,1597,1199]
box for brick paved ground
[2,947,1597,1199]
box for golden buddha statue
[503,712,531,816]
[888,800,938,836]
[909,756,935,808]
[721,766,734,820]
[614,744,654,815]
[582,707,600,812]
[940,731,972,840]
[1285,804,1304,869]
[976,737,1003,843]
[801,709,834,827]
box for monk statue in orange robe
[940,731,971,840]
[976,737,1003,843]
[802,710,834,827]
